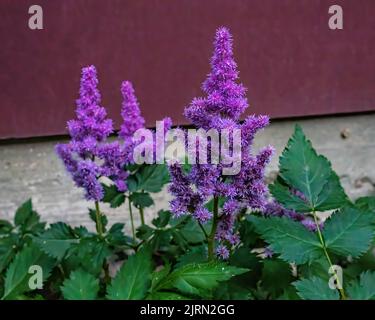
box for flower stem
[198,221,209,241]
[312,210,347,300]
[94,201,103,237]
[139,207,145,225]
[207,196,219,261]
[128,197,136,243]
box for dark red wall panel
[1,0,374,139]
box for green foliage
[347,271,375,300]
[61,269,99,300]
[249,216,322,264]
[130,192,154,208]
[0,235,18,273]
[323,207,374,258]
[107,247,153,300]
[270,125,348,212]
[0,220,13,235]
[102,184,125,208]
[2,244,55,300]
[152,262,248,298]
[89,209,108,231]
[0,201,47,276]
[1,124,374,301]
[129,164,170,193]
[67,237,111,276]
[293,277,339,300]
[152,210,171,228]
[34,222,79,260]
[261,259,293,297]
[14,199,45,234]
[106,223,132,247]
[355,196,375,216]
[175,246,207,268]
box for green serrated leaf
[136,225,155,241]
[101,184,125,208]
[355,197,375,215]
[261,259,293,297]
[0,220,13,235]
[102,184,120,202]
[299,257,331,282]
[151,264,171,291]
[249,216,322,264]
[67,238,111,276]
[61,269,99,300]
[239,219,260,247]
[130,192,154,209]
[152,210,171,228]
[227,247,262,292]
[270,179,312,212]
[110,194,126,208]
[106,223,132,246]
[293,277,340,300]
[0,234,18,273]
[126,175,138,192]
[175,246,207,268]
[271,125,348,212]
[135,165,169,193]
[156,262,248,298]
[323,207,374,258]
[2,244,55,300]
[14,199,33,226]
[347,270,375,300]
[277,286,301,300]
[107,247,152,300]
[179,218,206,244]
[14,199,45,233]
[34,222,79,260]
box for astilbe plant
[0,27,374,301]
[168,27,274,260]
[55,65,130,236]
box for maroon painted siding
[1,0,375,139]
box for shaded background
[1,0,375,139]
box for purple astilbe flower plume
[119,80,173,163]
[169,27,274,258]
[56,66,128,200]
[184,27,248,130]
[119,81,145,142]
[263,200,325,232]
[67,65,113,147]
[97,141,129,192]
[216,244,230,260]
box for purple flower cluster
[168,27,274,259]
[119,81,145,144]
[263,201,324,232]
[56,66,141,200]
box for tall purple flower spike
[56,66,128,200]
[120,80,172,162]
[119,81,146,142]
[168,27,274,259]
